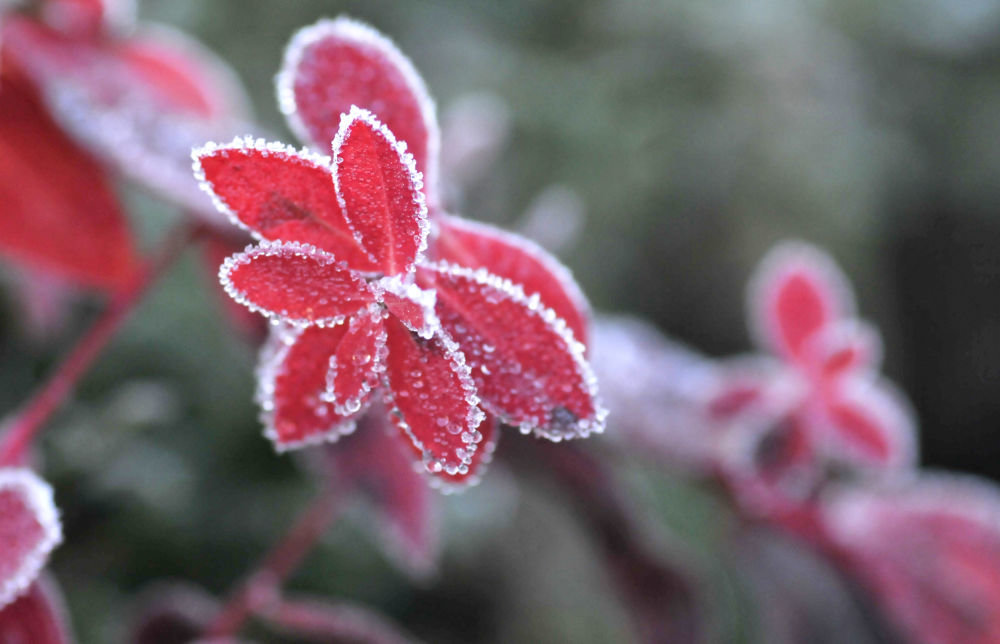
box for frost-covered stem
[0,222,204,466]
[204,489,341,639]
[511,437,703,644]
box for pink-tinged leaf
[421,262,606,441]
[376,276,439,340]
[200,232,268,342]
[749,241,854,365]
[802,319,883,380]
[310,406,438,578]
[382,316,484,477]
[820,377,917,472]
[0,577,72,644]
[41,0,133,38]
[332,107,428,276]
[434,412,499,492]
[278,16,439,205]
[220,241,374,327]
[0,469,62,609]
[259,595,419,644]
[0,66,139,290]
[436,214,591,345]
[324,306,387,417]
[193,139,377,270]
[824,474,1000,644]
[256,324,361,450]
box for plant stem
[0,222,203,466]
[204,490,342,639]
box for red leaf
[821,377,917,472]
[332,108,428,276]
[278,17,439,205]
[257,324,361,450]
[422,262,605,441]
[825,474,1000,644]
[435,412,499,491]
[325,307,386,417]
[220,241,375,327]
[749,242,854,365]
[0,578,72,644]
[376,276,439,340]
[0,67,138,290]
[436,214,591,345]
[381,316,484,477]
[0,469,62,609]
[802,319,882,380]
[194,140,377,270]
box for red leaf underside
[382,316,482,476]
[0,580,71,644]
[334,113,426,276]
[196,144,376,269]
[436,215,590,344]
[221,242,374,326]
[327,307,386,416]
[282,18,436,194]
[423,264,602,440]
[0,67,137,290]
[261,325,361,448]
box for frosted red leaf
[436,214,591,344]
[193,139,377,270]
[220,241,375,327]
[0,577,72,644]
[278,16,439,205]
[802,320,882,380]
[257,325,360,450]
[0,67,138,290]
[824,474,1000,644]
[332,108,428,276]
[421,262,605,441]
[325,306,386,417]
[0,469,62,609]
[750,242,854,365]
[434,413,500,491]
[382,316,484,476]
[376,277,439,340]
[820,379,916,471]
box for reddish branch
[0,222,205,466]
[204,490,342,639]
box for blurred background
[3,0,1000,641]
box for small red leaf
[821,378,917,472]
[0,66,139,290]
[749,242,854,365]
[436,215,591,345]
[194,140,376,270]
[376,276,439,340]
[278,16,439,205]
[220,241,375,327]
[825,474,1000,644]
[422,263,605,441]
[0,469,62,609]
[802,319,882,380]
[257,324,361,450]
[382,316,484,477]
[325,307,386,417]
[332,108,428,276]
[0,578,72,644]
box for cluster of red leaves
[195,17,604,494]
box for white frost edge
[192,136,334,241]
[256,323,362,453]
[428,419,501,495]
[439,213,594,345]
[322,304,388,417]
[747,240,857,357]
[330,106,430,274]
[380,324,486,478]
[276,15,440,202]
[218,239,372,329]
[373,274,440,340]
[423,260,608,441]
[0,468,62,610]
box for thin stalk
[0,222,203,466]
[204,490,342,639]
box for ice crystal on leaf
[0,469,62,611]
[823,473,1000,644]
[198,17,603,489]
[709,242,917,510]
